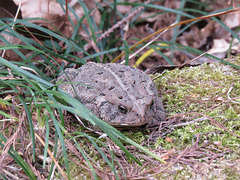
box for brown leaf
[166,137,173,142]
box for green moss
[154,61,240,152]
[123,130,149,144]
[221,165,240,179]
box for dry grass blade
[34,133,68,180]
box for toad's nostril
[109,86,115,90]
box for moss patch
[152,60,240,178]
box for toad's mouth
[105,117,150,127]
[108,122,148,127]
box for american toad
[57,62,165,127]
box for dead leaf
[160,148,176,160]
[4,95,12,101]
[189,94,199,98]
[0,0,22,19]
[216,97,224,101]
[166,137,173,142]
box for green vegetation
[153,61,240,178]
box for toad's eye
[118,105,128,114]
[150,100,154,108]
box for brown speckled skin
[58,62,165,127]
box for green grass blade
[19,96,36,162]
[0,134,37,179]
[43,114,50,168]
[84,133,120,179]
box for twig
[0,111,25,166]
[171,117,209,127]
[121,21,177,65]
[227,83,240,104]
[2,169,20,180]
[97,0,152,42]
